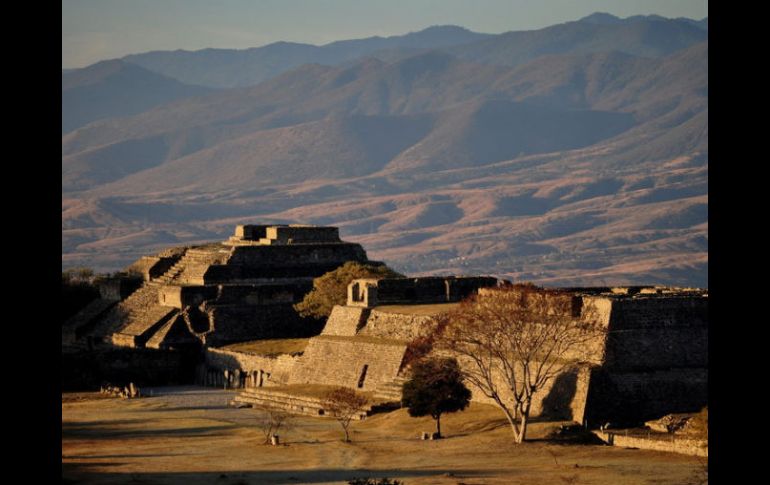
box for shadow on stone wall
[540,370,578,420]
[582,368,708,427]
[62,347,200,391]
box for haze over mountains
[62,13,708,287]
[62,60,213,134]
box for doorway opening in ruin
[357,364,369,388]
[351,283,362,302]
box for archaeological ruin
[63,224,371,351]
[63,223,708,426]
[230,279,707,425]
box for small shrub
[323,387,369,442]
[348,478,403,485]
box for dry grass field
[221,339,310,356]
[62,387,706,485]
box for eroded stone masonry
[64,224,707,425]
[233,279,707,425]
[63,224,371,350]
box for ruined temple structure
[232,281,707,425]
[63,223,707,426]
[232,276,498,415]
[63,225,372,350]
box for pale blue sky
[62,0,708,69]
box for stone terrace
[67,224,372,350]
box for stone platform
[232,384,399,420]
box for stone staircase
[62,298,118,345]
[234,385,378,420]
[156,247,231,285]
[94,283,177,347]
[373,375,408,403]
[322,306,371,336]
[155,259,185,284]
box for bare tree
[322,387,369,442]
[254,406,292,445]
[434,284,606,443]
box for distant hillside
[122,25,493,88]
[580,12,708,30]
[63,43,706,194]
[62,15,708,288]
[62,60,213,134]
[119,16,705,89]
[447,14,706,67]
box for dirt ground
[62,386,706,485]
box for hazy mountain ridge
[121,25,494,88]
[62,15,708,287]
[113,16,705,89]
[447,14,705,69]
[62,60,214,134]
[63,42,706,194]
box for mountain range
[62,12,708,287]
[62,60,213,134]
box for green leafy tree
[401,357,471,438]
[294,261,403,319]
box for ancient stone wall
[216,283,306,305]
[72,224,372,350]
[157,285,216,308]
[595,430,708,457]
[357,309,438,341]
[264,226,340,243]
[202,304,322,347]
[157,283,304,309]
[234,224,270,240]
[478,287,585,319]
[289,335,407,392]
[603,297,708,370]
[573,295,709,425]
[62,347,193,390]
[227,244,368,269]
[64,299,118,342]
[322,306,371,336]
[446,351,593,423]
[204,347,299,386]
[583,368,708,425]
[361,277,498,306]
[348,279,378,307]
[98,276,143,301]
[200,244,368,284]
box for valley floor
[62,386,705,485]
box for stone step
[119,305,177,337]
[373,392,402,402]
[235,387,374,420]
[235,390,334,419]
[63,298,118,341]
[90,284,176,346]
[373,386,403,396]
[371,375,408,402]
